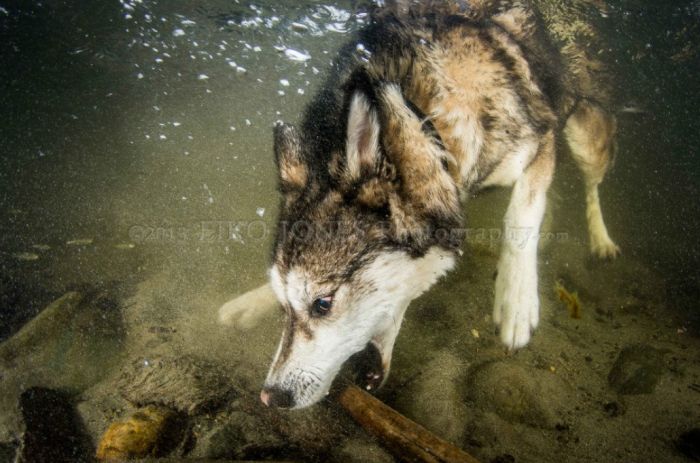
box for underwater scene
[1,0,699,462]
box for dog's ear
[379,84,460,220]
[273,122,307,193]
[344,92,381,183]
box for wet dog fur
[255,0,620,408]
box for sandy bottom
[1,156,699,463]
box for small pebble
[603,401,622,417]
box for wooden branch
[0,292,83,363]
[336,385,481,463]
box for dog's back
[374,0,616,115]
[349,0,560,190]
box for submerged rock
[330,436,395,463]
[76,378,135,446]
[607,344,665,395]
[191,393,347,461]
[676,428,700,461]
[191,410,286,460]
[117,354,235,415]
[96,405,186,461]
[0,441,18,462]
[16,387,92,463]
[467,361,573,429]
[0,291,126,443]
[490,454,516,463]
[394,351,470,444]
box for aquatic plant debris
[555,280,582,319]
[66,238,94,246]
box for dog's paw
[493,255,539,350]
[591,239,621,259]
[589,220,620,259]
[217,283,277,329]
[218,299,259,329]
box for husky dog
[234,0,620,408]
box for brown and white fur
[220,0,620,409]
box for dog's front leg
[218,282,277,329]
[493,134,555,349]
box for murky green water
[1,0,359,335]
[1,1,699,462]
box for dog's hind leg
[494,131,555,349]
[564,101,621,259]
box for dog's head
[261,83,463,408]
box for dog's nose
[260,386,295,408]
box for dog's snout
[260,386,295,408]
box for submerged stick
[0,292,83,363]
[337,384,480,463]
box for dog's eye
[311,296,333,317]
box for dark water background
[0,0,358,340]
[0,0,699,389]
